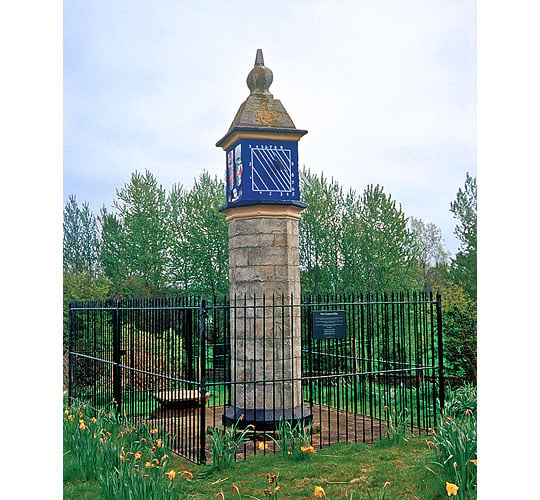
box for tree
[409,217,450,292]
[300,172,423,293]
[299,170,345,293]
[351,184,421,291]
[170,172,228,297]
[99,206,126,294]
[63,194,100,274]
[442,173,477,383]
[100,170,170,296]
[450,173,477,298]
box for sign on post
[312,311,346,340]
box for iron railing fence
[68,291,443,464]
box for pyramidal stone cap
[216,49,307,149]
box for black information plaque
[312,311,346,340]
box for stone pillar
[222,207,308,428]
[216,50,311,429]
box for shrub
[441,283,477,383]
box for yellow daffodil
[150,428,158,434]
[134,451,142,461]
[257,441,267,451]
[79,422,87,430]
[64,409,70,415]
[165,470,176,481]
[314,485,326,498]
[156,438,164,448]
[145,461,153,468]
[301,445,316,453]
[91,417,97,423]
[446,482,459,496]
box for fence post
[307,294,314,412]
[67,301,74,401]
[113,299,122,414]
[436,291,445,412]
[199,296,208,464]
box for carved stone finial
[247,49,273,96]
[255,48,264,66]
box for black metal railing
[68,291,443,464]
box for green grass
[64,431,448,499]
[188,438,439,499]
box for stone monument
[217,49,311,430]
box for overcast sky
[64,0,476,255]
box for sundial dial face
[224,139,300,206]
[251,145,293,194]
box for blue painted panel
[224,139,300,207]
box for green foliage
[99,207,127,294]
[170,171,228,297]
[441,282,477,382]
[63,271,110,352]
[300,171,345,293]
[64,399,191,499]
[349,184,421,291]
[450,173,477,299]
[273,419,313,460]
[103,170,171,296]
[300,170,423,293]
[65,416,446,499]
[382,407,412,445]
[209,418,254,470]
[63,401,121,482]
[426,384,477,499]
[443,383,477,415]
[65,167,451,301]
[94,170,228,298]
[63,194,101,274]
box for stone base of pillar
[222,405,313,431]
